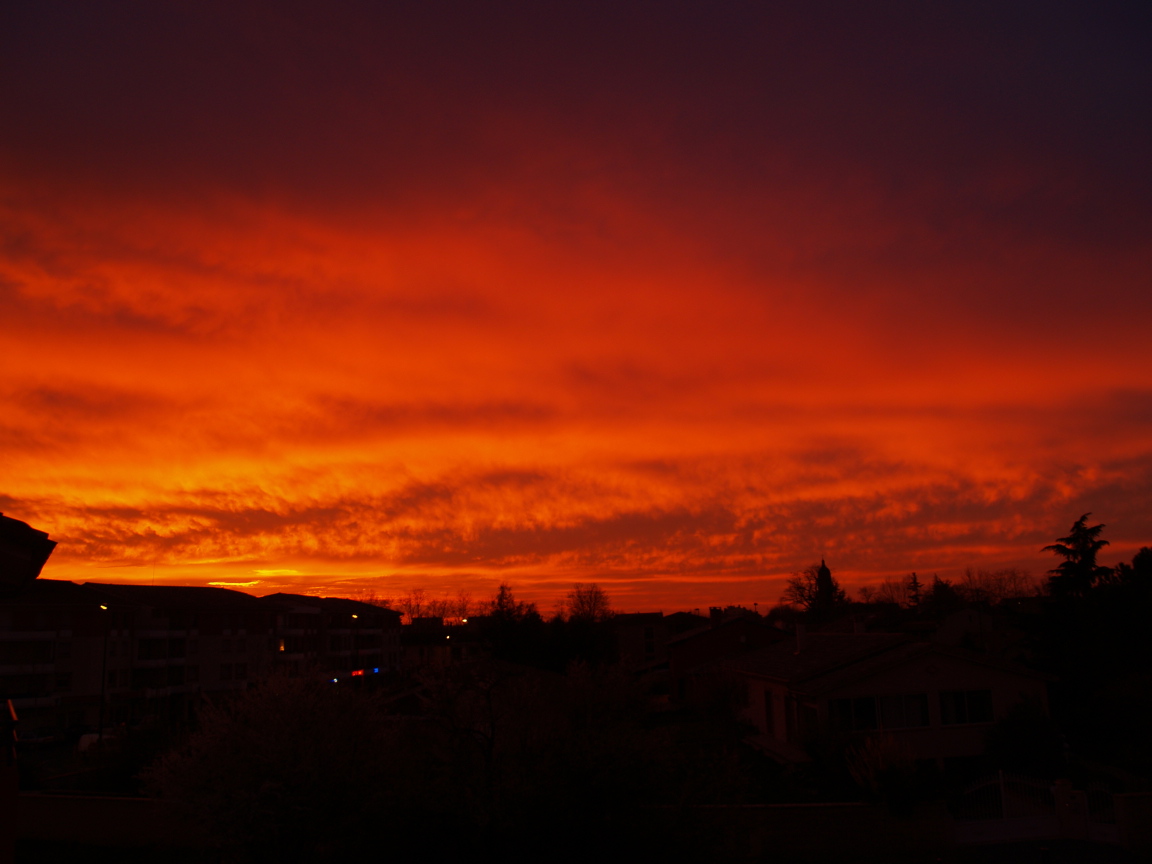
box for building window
[234,663,248,680]
[763,690,775,736]
[830,696,879,731]
[832,693,932,731]
[186,665,199,683]
[940,689,994,725]
[138,638,167,660]
[0,642,54,663]
[132,667,168,689]
[220,663,233,681]
[878,693,930,728]
[799,702,819,736]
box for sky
[2,1,1150,611]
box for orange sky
[2,2,1150,610]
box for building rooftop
[728,633,912,684]
[84,582,270,610]
[0,578,106,606]
[261,592,400,618]
[0,513,57,592]
[729,632,1052,696]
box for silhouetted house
[728,632,1052,767]
[610,612,706,702]
[707,605,763,628]
[615,611,708,668]
[669,616,787,705]
[613,612,669,672]
[260,593,401,679]
[665,610,710,632]
[926,607,1035,664]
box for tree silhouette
[921,575,963,614]
[563,583,612,622]
[906,573,922,608]
[781,560,848,616]
[487,582,536,622]
[481,583,546,666]
[1110,546,1152,588]
[1043,513,1110,599]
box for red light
[351,669,364,677]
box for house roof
[729,633,909,684]
[666,614,780,647]
[729,632,1053,696]
[612,612,665,624]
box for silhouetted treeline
[474,582,617,670]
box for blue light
[373,667,379,674]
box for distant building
[0,580,279,737]
[260,593,401,679]
[0,511,408,737]
[399,616,484,670]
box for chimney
[794,622,806,654]
[709,607,723,628]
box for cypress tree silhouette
[1043,513,1110,599]
[906,573,922,608]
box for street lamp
[351,614,360,679]
[97,604,110,747]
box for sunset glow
[2,2,1150,609]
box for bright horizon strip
[1,3,1150,612]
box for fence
[950,770,1059,844]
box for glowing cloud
[1,3,1150,609]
